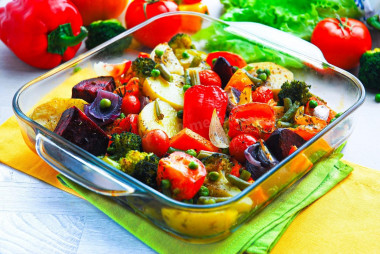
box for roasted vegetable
[265,128,306,161]
[212,57,235,88]
[168,33,195,51]
[85,19,131,55]
[133,153,160,188]
[72,76,116,103]
[131,57,157,80]
[358,48,380,90]
[119,150,148,174]
[107,132,142,160]
[150,43,184,75]
[244,139,279,180]
[277,80,312,106]
[54,106,109,156]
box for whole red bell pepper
[183,85,228,139]
[0,0,88,69]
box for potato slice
[150,43,184,75]
[30,98,87,131]
[143,74,185,110]
[138,100,181,138]
[246,62,294,90]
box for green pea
[309,100,318,108]
[151,68,160,77]
[155,49,164,57]
[119,113,126,119]
[264,68,271,77]
[183,84,191,92]
[161,179,171,189]
[188,161,198,170]
[199,186,209,196]
[182,51,190,59]
[258,73,267,81]
[257,68,264,74]
[99,98,111,109]
[203,198,216,204]
[173,188,181,195]
[177,110,183,119]
[185,149,197,157]
[208,171,220,181]
[375,94,380,102]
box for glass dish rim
[12,11,366,210]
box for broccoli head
[277,80,312,106]
[358,48,380,90]
[168,33,195,51]
[133,153,160,189]
[119,150,148,174]
[131,57,156,80]
[85,19,131,55]
[201,153,233,173]
[107,132,142,160]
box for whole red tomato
[311,17,372,70]
[121,95,141,115]
[229,134,257,163]
[125,0,181,48]
[142,129,170,157]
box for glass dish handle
[35,132,145,197]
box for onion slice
[209,109,230,148]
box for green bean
[280,101,300,122]
[156,63,173,82]
[276,120,297,128]
[188,69,200,86]
[190,55,202,67]
[198,196,231,204]
[283,97,292,112]
[185,149,197,157]
[242,69,263,86]
[226,174,252,190]
[197,150,218,159]
[239,169,251,181]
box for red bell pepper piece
[206,51,247,68]
[0,0,88,69]
[183,85,228,139]
[228,102,275,139]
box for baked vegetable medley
[30,33,338,204]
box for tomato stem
[335,13,353,33]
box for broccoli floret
[131,57,156,80]
[107,132,142,160]
[85,19,131,55]
[168,33,195,51]
[358,48,380,90]
[201,153,232,173]
[133,153,160,189]
[119,150,148,174]
[277,80,312,106]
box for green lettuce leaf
[220,0,362,41]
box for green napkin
[57,150,352,254]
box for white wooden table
[1,1,380,253]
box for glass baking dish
[13,12,365,243]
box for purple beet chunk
[265,128,306,161]
[72,76,116,103]
[212,57,234,89]
[54,106,110,156]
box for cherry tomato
[251,86,273,103]
[142,129,170,157]
[114,77,140,97]
[107,114,139,135]
[311,17,372,70]
[157,151,206,200]
[121,95,141,115]
[125,0,181,48]
[228,102,275,140]
[182,0,202,4]
[206,51,247,68]
[138,52,150,58]
[199,69,222,87]
[229,134,257,163]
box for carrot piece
[249,186,269,207]
[169,128,219,152]
[224,69,252,92]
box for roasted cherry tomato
[181,0,202,4]
[206,51,247,68]
[229,134,257,163]
[311,17,372,70]
[157,151,207,200]
[137,52,151,58]
[228,102,275,139]
[199,69,222,87]
[251,86,273,103]
[125,0,181,48]
[121,94,141,115]
[114,77,140,97]
[107,114,139,135]
[142,129,170,157]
